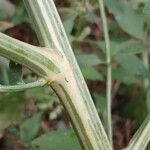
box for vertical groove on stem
[23,0,111,149]
[98,0,113,146]
[126,116,150,150]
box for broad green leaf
[94,93,106,112]
[20,113,42,143]
[106,0,146,40]
[30,129,81,150]
[26,86,54,102]
[80,66,103,81]
[112,68,135,84]
[115,55,150,79]
[26,86,57,110]
[114,40,150,56]
[0,93,25,123]
[76,53,103,80]
[98,41,118,56]
[99,40,150,56]
[76,53,104,66]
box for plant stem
[98,0,113,146]
[0,32,60,79]
[142,53,149,89]
[142,52,150,117]
[0,30,111,149]
[126,116,150,150]
[1,68,9,85]
[0,78,46,92]
[24,0,111,149]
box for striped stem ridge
[0,28,111,149]
[1,0,150,149]
[126,116,150,150]
[98,0,112,145]
[23,0,111,149]
[0,78,47,92]
[0,33,61,80]
[0,31,111,149]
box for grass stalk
[23,0,111,149]
[142,53,149,89]
[126,116,150,150]
[98,0,113,146]
[0,32,60,79]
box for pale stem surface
[24,0,111,149]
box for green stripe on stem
[0,78,47,92]
[0,32,60,78]
[24,0,111,149]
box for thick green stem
[98,0,113,145]
[0,31,111,149]
[24,0,111,149]
[0,32,60,80]
[50,59,111,150]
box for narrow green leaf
[115,55,150,79]
[76,53,104,66]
